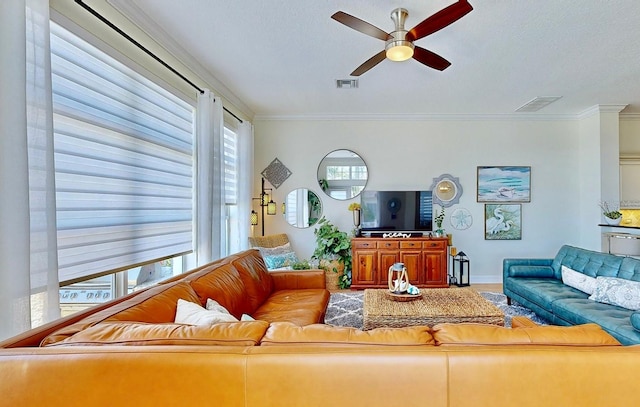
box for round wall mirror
[317,149,368,200]
[430,174,463,207]
[282,188,322,228]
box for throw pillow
[175,299,239,325]
[205,298,233,315]
[263,251,299,269]
[241,314,255,321]
[561,265,597,295]
[257,243,293,257]
[589,277,640,310]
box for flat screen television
[360,190,433,232]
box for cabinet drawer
[353,240,376,249]
[422,240,446,249]
[400,240,422,249]
[377,241,399,249]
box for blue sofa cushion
[508,265,555,278]
[631,312,640,332]
[552,298,640,345]
[617,257,640,281]
[506,278,586,313]
[551,245,622,280]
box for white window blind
[223,127,238,205]
[50,22,194,284]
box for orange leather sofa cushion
[253,289,330,326]
[47,320,269,347]
[261,322,434,346]
[40,281,200,346]
[432,322,621,346]
[230,252,274,311]
[185,262,253,318]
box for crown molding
[578,104,629,119]
[620,113,640,121]
[254,113,579,122]
[107,0,254,121]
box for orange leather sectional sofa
[1,249,640,406]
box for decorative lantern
[388,262,409,294]
[453,251,470,287]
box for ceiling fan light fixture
[385,39,414,61]
[386,8,413,62]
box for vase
[352,209,361,228]
[605,217,622,226]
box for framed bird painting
[485,204,521,240]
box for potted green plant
[290,259,312,270]
[434,207,445,236]
[312,217,352,289]
[599,201,622,225]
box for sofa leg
[506,296,512,306]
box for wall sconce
[251,177,276,236]
[267,199,276,215]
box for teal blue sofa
[503,245,640,345]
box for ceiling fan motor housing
[385,8,414,61]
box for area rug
[324,291,549,329]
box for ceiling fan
[331,1,473,76]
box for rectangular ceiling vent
[336,79,358,89]
[516,96,562,112]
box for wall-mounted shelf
[598,224,640,230]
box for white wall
[620,117,640,153]
[254,118,582,283]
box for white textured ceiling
[113,0,640,119]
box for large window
[224,126,240,256]
[50,22,194,285]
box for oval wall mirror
[430,174,463,207]
[316,149,368,200]
[283,188,322,228]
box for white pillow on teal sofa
[561,265,597,295]
[589,276,640,311]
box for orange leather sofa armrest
[270,269,326,290]
[260,322,434,346]
[432,322,621,346]
[511,316,539,328]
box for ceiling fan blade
[407,1,473,41]
[350,50,387,76]
[331,11,390,41]
[412,46,451,71]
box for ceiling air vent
[336,79,358,89]
[515,96,562,112]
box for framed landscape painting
[485,204,521,240]
[477,166,531,202]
